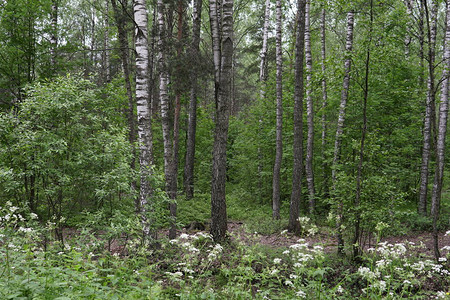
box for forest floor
[64,221,450,259]
[179,221,450,258]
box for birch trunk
[210,0,233,242]
[403,0,413,56]
[272,0,283,220]
[184,0,202,200]
[257,0,270,199]
[419,0,438,216]
[320,8,328,197]
[50,0,58,67]
[103,0,110,82]
[157,0,177,239]
[288,0,306,234]
[210,0,222,94]
[332,10,355,255]
[134,0,154,239]
[430,0,450,260]
[419,1,425,86]
[111,0,138,211]
[304,0,315,214]
[259,0,270,95]
[168,0,184,239]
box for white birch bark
[430,0,450,260]
[184,0,202,199]
[403,0,414,56]
[419,0,438,216]
[320,8,328,196]
[134,0,154,239]
[272,0,283,220]
[304,0,315,214]
[332,10,355,255]
[157,0,177,239]
[50,0,58,66]
[259,0,270,94]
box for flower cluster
[359,240,450,297]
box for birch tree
[184,0,203,200]
[134,0,154,239]
[430,0,450,260]
[259,0,270,96]
[210,0,234,241]
[304,0,315,214]
[157,0,178,239]
[332,10,355,255]
[50,0,58,67]
[272,0,283,220]
[418,0,438,216]
[288,0,306,234]
[320,8,328,197]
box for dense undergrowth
[1,201,449,299]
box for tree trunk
[168,0,184,239]
[403,0,413,56]
[111,0,138,212]
[157,0,177,239]
[430,0,450,261]
[210,0,234,242]
[288,0,306,234]
[184,0,202,200]
[320,8,328,198]
[259,0,270,95]
[103,0,110,82]
[50,0,58,67]
[272,0,283,220]
[257,0,270,200]
[304,0,315,215]
[134,0,155,239]
[353,0,373,259]
[418,0,438,216]
[419,0,425,86]
[332,10,355,255]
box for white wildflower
[30,213,38,219]
[173,271,183,277]
[18,227,33,233]
[377,280,386,292]
[307,226,318,236]
[270,269,279,276]
[282,250,290,255]
[179,233,189,239]
[284,280,293,287]
[438,257,447,262]
[313,245,324,251]
[273,258,282,264]
[289,274,298,279]
[296,290,306,298]
[436,291,446,299]
[337,285,344,293]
